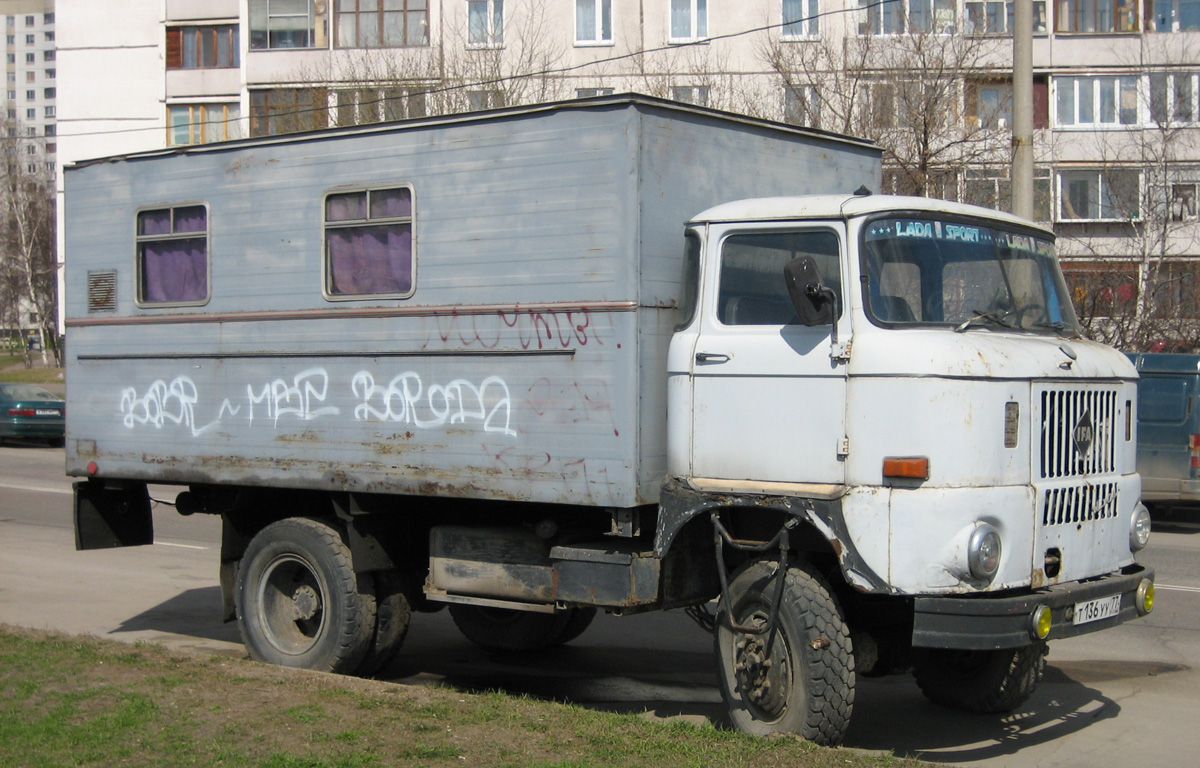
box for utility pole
[1012,0,1035,220]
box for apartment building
[53,0,1200,349]
[2,0,55,177]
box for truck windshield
[861,216,1082,336]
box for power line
[55,1,898,141]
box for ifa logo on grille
[1073,411,1095,457]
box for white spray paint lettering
[352,371,517,437]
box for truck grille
[1042,481,1120,527]
[1038,387,1118,479]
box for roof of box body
[65,92,880,170]
[689,193,1054,238]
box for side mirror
[784,256,835,327]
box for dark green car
[0,383,64,446]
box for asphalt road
[2,441,1199,766]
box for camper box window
[135,205,210,306]
[324,185,415,299]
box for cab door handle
[695,352,730,363]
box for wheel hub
[291,585,321,622]
[733,622,790,719]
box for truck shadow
[110,586,242,649]
[1148,505,1200,534]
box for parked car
[1127,353,1200,511]
[0,383,65,446]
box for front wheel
[714,559,855,746]
[911,643,1046,713]
[235,517,377,674]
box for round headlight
[1130,503,1152,552]
[1137,579,1155,616]
[968,524,1002,582]
[1030,604,1052,640]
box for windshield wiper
[1035,321,1078,338]
[955,311,1013,333]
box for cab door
[689,225,849,485]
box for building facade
[2,0,55,177]
[53,0,1200,349]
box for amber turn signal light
[883,457,929,480]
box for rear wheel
[355,569,413,677]
[235,517,376,674]
[715,559,855,745]
[912,643,1046,713]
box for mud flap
[73,481,153,550]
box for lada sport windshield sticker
[865,219,993,244]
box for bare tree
[758,12,1012,198]
[0,116,57,367]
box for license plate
[35,409,60,416]
[1074,594,1122,625]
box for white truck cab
[665,193,1153,736]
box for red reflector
[1192,434,1200,450]
[87,462,98,475]
[883,457,930,480]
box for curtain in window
[327,225,412,295]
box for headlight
[968,524,1002,582]
[1130,503,1152,552]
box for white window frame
[783,84,820,128]
[782,0,820,38]
[671,85,710,106]
[467,0,504,48]
[1057,168,1141,222]
[669,0,708,42]
[1149,0,1200,31]
[576,87,615,97]
[1054,75,1139,127]
[1149,71,1199,125]
[167,102,242,146]
[964,0,1049,33]
[575,0,613,45]
[858,0,957,34]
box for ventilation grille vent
[87,270,117,313]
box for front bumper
[912,564,1153,650]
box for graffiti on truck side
[118,368,516,438]
[351,371,516,437]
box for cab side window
[718,230,840,325]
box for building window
[168,103,242,145]
[23,15,33,26]
[43,105,53,118]
[576,0,613,43]
[1055,75,1138,126]
[783,84,820,128]
[670,0,708,41]
[25,71,34,83]
[43,31,52,42]
[43,13,52,24]
[166,25,240,69]
[1058,168,1140,221]
[136,205,210,306]
[24,33,33,44]
[44,68,54,79]
[335,87,427,125]
[967,80,1013,129]
[1055,0,1139,32]
[42,50,52,60]
[43,87,54,99]
[671,85,710,106]
[335,0,428,47]
[468,0,503,47]
[25,108,34,119]
[25,52,34,63]
[24,89,34,101]
[44,124,54,136]
[859,0,957,33]
[783,0,820,37]
[249,0,326,50]
[1149,72,1199,124]
[249,88,329,137]
[467,89,504,110]
[325,186,415,298]
[1148,0,1200,30]
[965,0,1049,32]
[962,167,1053,220]
[576,87,615,97]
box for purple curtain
[328,224,412,295]
[141,239,208,302]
